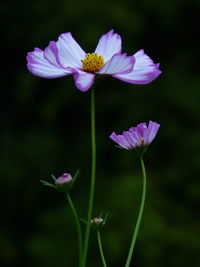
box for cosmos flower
[27,30,161,92]
[110,121,160,151]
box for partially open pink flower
[55,173,73,191]
[55,173,72,185]
[27,30,161,92]
[110,121,160,150]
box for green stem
[66,193,83,267]
[82,87,96,267]
[125,155,147,267]
[97,230,107,267]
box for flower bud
[55,173,73,192]
[91,217,105,230]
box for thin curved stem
[125,155,147,267]
[66,193,83,267]
[82,87,96,267]
[97,230,107,267]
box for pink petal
[113,49,161,84]
[94,30,122,63]
[27,47,71,78]
[123,131,138,148]
[73,70,95,92]
[110,132,132,150]
[143,121,160,145]
[98,53,134,75]
[129,123,147,138]
[56,32,86,68]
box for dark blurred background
[1,0,200,266]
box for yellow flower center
[139,138,144,145]
[82,53,104,73]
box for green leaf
[51,174,56,181]
[72,169,80,184]
[40,180,55,188]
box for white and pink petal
[44,41,61,67]
[73,70,95,92]
[98,53,134,75]
[27,48,71,78]
[56,32,86,68]
[95,30,122,63]
[113,49,161,84]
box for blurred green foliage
[1,0,200,266]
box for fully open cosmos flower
[27,30,161,92]
[110,121,160,151]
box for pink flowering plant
[27,29,161,91]
[27,30,161,267]
[110,121,160,155]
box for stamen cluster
[82,53,104,73]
